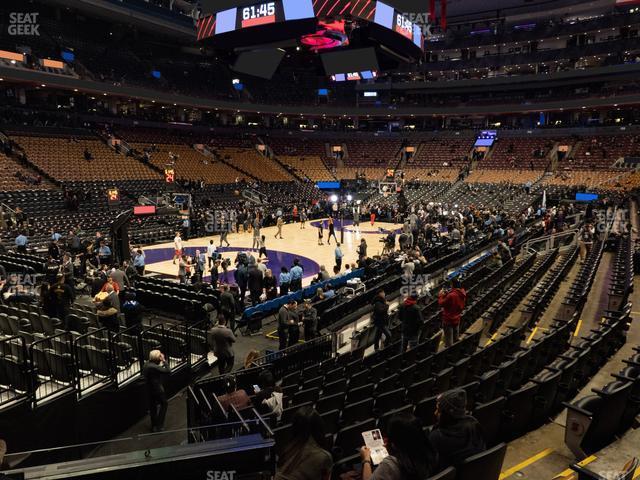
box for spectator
[360,413,437,480]
[39,281,55,318]
[313,287,326,302]
[98,241,112,264]
[279,266,291,296]
[275,406,333,480]
[254,370,283,421]
[334,242,343,271]
[50,274,74,328]
[399,293,423,352]
[100,275,121,293]
[110,264,130,289]
[357,238,367,260]
[263,268,277,300]
[429,389,486,470]
[142,349,171,432]
[234,259,248,302]
[290,259,303,292]
[438,278,467,348]
[372,289,391,351]
[219,284,236,330]
[122,291,144,332]
[317,265,330,282]
[206,240,217,269]
[209,316,236,374]
[217,375,251,412]
[15,231,28,253]
[248,263,264,306]
[244,349,261,369]
[302,299,318,341]
[278,300,297,350]
[95,287,119,331]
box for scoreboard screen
[240,1,278,28]
[164,168,175,183]
[216,0,314,34]
[393,12,413,40]
[107,188,120,207]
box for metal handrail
[523,228,579,255]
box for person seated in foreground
[217,376,251,412]
[359,412,438,480]
[429,389,486,471]
[275,406,333,480]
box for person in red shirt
[438,277,467,348]
[100,275,121,293]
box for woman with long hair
[275,406,333,480]
[360,413,438,480]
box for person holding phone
[142,349,171,432]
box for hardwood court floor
[143,218,402,285]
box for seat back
[427,466,456,480]
[456,443,507,480]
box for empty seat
[456,443,507,480]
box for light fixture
[346,194,353,201]
[330,194,338,202]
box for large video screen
[215,0,314,34]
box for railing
[523,229,579,255]
[140,323,167,367]
[165,319,209,369]
[110,326,143,387]
[0,335,32,408]
[29,331,74,407]
[252,333,334,379]
[186,319,209,367]
[73,328,114,399]
[4,421,275,477]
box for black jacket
[247,266,263,292]
[399,299,423,337]
[429,416,486,470]
[142,361,171,396]
[371,296,389,327]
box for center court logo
[8,12,40,36]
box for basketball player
[327,217,337,245]
[173,232,182,265]
[275,216,284,239]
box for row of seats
[481,250,558,334]
[520,246,578,327]
[564,234,636,457]
[10,134,160,181]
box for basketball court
[143,217,404,284]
